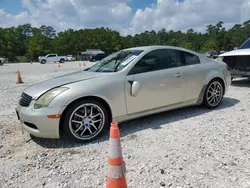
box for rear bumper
[223,69,231,94]
[16,101,65,139]
[230,69,250,78]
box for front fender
[48,76,127,118]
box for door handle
[174,73,183,78]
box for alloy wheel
[69,103,105,140]
[206,81,223,107]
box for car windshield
[86,49,144,72]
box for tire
[62,99,111,142]
[41,60,46,64]
[202,79,224,109]
[60,59,65,63]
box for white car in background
[0,57,6,65]
[219,37,250,80]
[39,54,67,64]
[66,55,75,61]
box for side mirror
[131,81,140,97]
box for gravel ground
[0,62,250,188]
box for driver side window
[129,49,180,75]
[48,54,56,57]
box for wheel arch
[207,77,225,94]
[59,95,113,137]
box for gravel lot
[1,61,250,188]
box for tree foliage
[0,20,250,62]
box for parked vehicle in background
[16,45,231,142]
[66,55,75,61]
[80,49,106,62]
[204,50,226,59]
[219,37,250,80]
[38,54,67,64]
[91,53,106,62]
[0,57,6,65]
[204,50,220,59]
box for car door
[48,54,57,62]
[46,54,53,62]
[51,54,58,62]
[125,49,187,115]
[178,50,206,101]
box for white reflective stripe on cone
[108,138,122,158]
[107,162,126,179]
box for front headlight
[34,87,69,109]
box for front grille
[19,92,32,107]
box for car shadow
[231,78,250,87]
[31,97,240,149]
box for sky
[0,0,249,36]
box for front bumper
[16,101,65,139]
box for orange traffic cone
[16,70,24,84]
[106,122,127,188]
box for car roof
[123,45,202,56]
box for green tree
[0,19,250,62]
[26,30,53,61]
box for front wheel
[41,60,46,64]
[203,79,224,109]
[62,99,110,142]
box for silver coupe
[16,46,231,142]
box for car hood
[23,70,106,99]
[219,48,250,57]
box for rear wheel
[62,99,110,142]
[203,79,224,109]
[60,59,65,63]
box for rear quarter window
[180,51,200,65]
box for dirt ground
[0,61,250,188]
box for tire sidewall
[41,60,46,64]
[203,79,224,109]
[60,59,65,63]
[62,99,110,142]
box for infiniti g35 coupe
[15,45,231,142]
